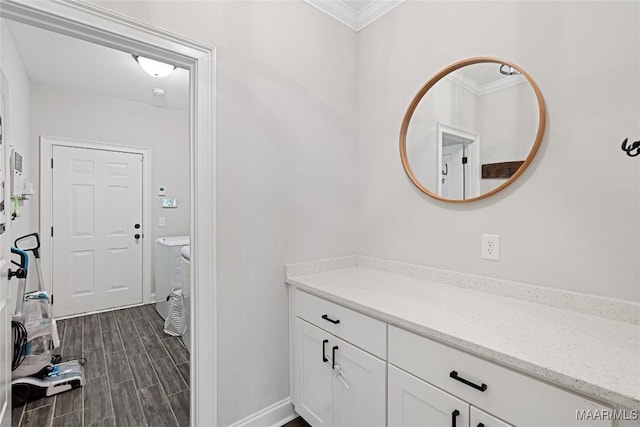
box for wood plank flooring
[282,417,310,427]
[12,304,190,427]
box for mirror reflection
[401,59,545,202]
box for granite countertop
[286,264,640,410]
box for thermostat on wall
[162,198,177,208]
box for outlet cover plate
[481,234,500,261]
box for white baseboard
[228,398,297,427]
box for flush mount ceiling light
[132,54,176,78]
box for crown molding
[446,72,527,96]
[446,71,480,95]
[477,74,527,95]
[304,0,405,31]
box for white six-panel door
[52,145,143,317]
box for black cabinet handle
[322,339,328,363]
[477,424,485,427]
[449,370,487,392]
[322,314,340,325]
[451,409,460,427]
[332,346,338,369]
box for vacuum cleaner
[10,232,85,407]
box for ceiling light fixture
[132,55,176,78]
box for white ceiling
[304,0,405,31]
[5,19,189,110]
[448,63,527,96]
[458,63,511,86]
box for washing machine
[180,245,191,353]
[155,236,190,319]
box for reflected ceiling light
[132,55,176,78]
[499,64,521,76]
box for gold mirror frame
[399,57,546,203]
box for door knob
[134,224,140,229]
[134,234,141,240]
[8,267,26,279]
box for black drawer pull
[451,409,460,427]
[322,339,328,363]
[477,424,485,427]
[332,346,338,369]
[322,314,340,324]
[449,370,487,392]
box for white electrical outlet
[158,217,166,227]
[481,234,500,260]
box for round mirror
[400,57,545,202]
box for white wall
[478,80,538,193]
[356,1,640,302]
[63,1,639,424]
[30,83,190,295]
[89,1,358,425]
[1,20,37,298]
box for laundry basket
[163,287,186,337]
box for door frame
[0,70,12,427]
[0,1,217,425]
[40,136,153,307]
[436,122,480,199]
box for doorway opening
[0,1,216,425]
[437,123,480,200]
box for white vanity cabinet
[388,326,613,427]
[388,364,514,427]
[293,290,387,427]
[388,364,469,427]
[290,288,624,427]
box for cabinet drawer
[389,326,612,427]
[295,290,386,358]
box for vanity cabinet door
[388,364,469,427]
[470,406,512,427]
[295,318,334,427]
[332,336,386,427]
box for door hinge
[51,158,53,168]
[51,295,53,305]
[51,226,54,237]
[462,156,468,164]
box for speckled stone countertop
[285,258,640,410]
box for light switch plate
[158,217,166,227]
[158,186,166,196]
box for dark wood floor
[12,304,190,427]
[282,417,310,427]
